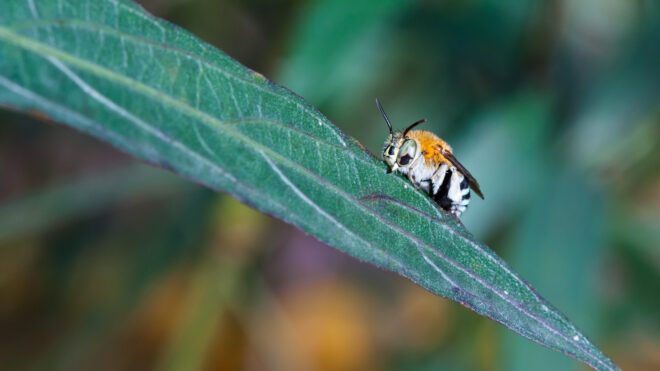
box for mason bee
[378,99,483,217]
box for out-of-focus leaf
[32,188,216,370]
[500,170,605,370]
[0,1,617,369]
[566,17,660,172]
[0,164,191,243]
[457,92,551,236]
[278,0,406,110]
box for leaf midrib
[1,20,442,210]
[0,25,611,370]
[0,23,406,268]
[21,18,350,146]
[5,18,333,133]
[15,20,454,218]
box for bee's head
[382,132,405,172]
[377,99,425,174]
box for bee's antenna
[376,98,393,135]
[403,119,427,136]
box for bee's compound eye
[397,139,417,165]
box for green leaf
[0,1,618,370]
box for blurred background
[1,0,659,370]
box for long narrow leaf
[0,1,617,370]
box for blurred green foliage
[1,0,659,370]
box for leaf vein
[4,19,347,147]
[46,55,238,185]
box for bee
[378,99,483,217]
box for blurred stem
[0,163,192,244]
[155,255,241,371]
[154,193,318,370]
[153,196,314,371]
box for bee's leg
[431,163,448,178]
[410,176,422,190]
[410,178,422,190]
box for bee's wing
[443,151,484,199]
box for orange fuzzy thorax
[407,130,453,167]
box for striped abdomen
[428,163,470,217]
